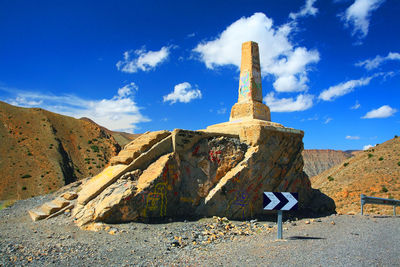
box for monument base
[230,101,271,122]
[203,118,303,137]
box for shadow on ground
[108,189,337,225]
[287,236,326,240]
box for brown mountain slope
[311,137,400,214]
[80,117,141,147]
[302,149,353,177]
[0,101,136,200]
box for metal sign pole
[277,210,283,239]
[361,194,364,215]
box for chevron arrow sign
[263,192,298,210]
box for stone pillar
[230,41,271,122]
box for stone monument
[230,41,271,122]
[205,41,286,135]
[28,41,326,228]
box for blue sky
[0,0,399,150]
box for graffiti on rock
[209,150,222,164]
[144,183,167,217]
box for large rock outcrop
[70,126,312,226]
[28,126,316,226]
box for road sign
[263,192,298,211]
[263,192,299,239]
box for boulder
[70,127,314,227]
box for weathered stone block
[110,130,170,165]
[61,192,78,200]
[28,209,48,221]
[230,101,271,121]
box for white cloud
[324,117,332,124]
[346,135,360,140]
[217,107,227,114]
[193,12,319,93]
[363,144,373,150]
[12,96,43,106]
[289,0,318,20]
[116,46,170,73]
[340,0,385,39]
[351,100,361,109]
[163,82,202,104]
[301,115,319,122]
[1,84,149,133]
[264,92,313,112]
[362,105,397,119]
[319,76,373,101]
[117,82,138,98]
[356,52,400,70]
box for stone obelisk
[205,41,284,135]
[229,41,271,122]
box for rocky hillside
[302,149,353,177]
[80,117,140,148]
[311,137,400,214]
[0,101,137,200]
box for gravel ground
[1,195,399,266]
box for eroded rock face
[302,149,353,178]
[68,127,313,227]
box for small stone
[108,228,118,235]
[62,192,78,200]
[305,220,310,224]
[331,221,336,225]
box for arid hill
[80,117,141,147]
[302,149,353,177]
[311,137,400,214]
[0,101,137,200]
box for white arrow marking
[281,192,298,210]
[264,192,280,210]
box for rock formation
[302,149,353,178]
[29,41,330,227]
